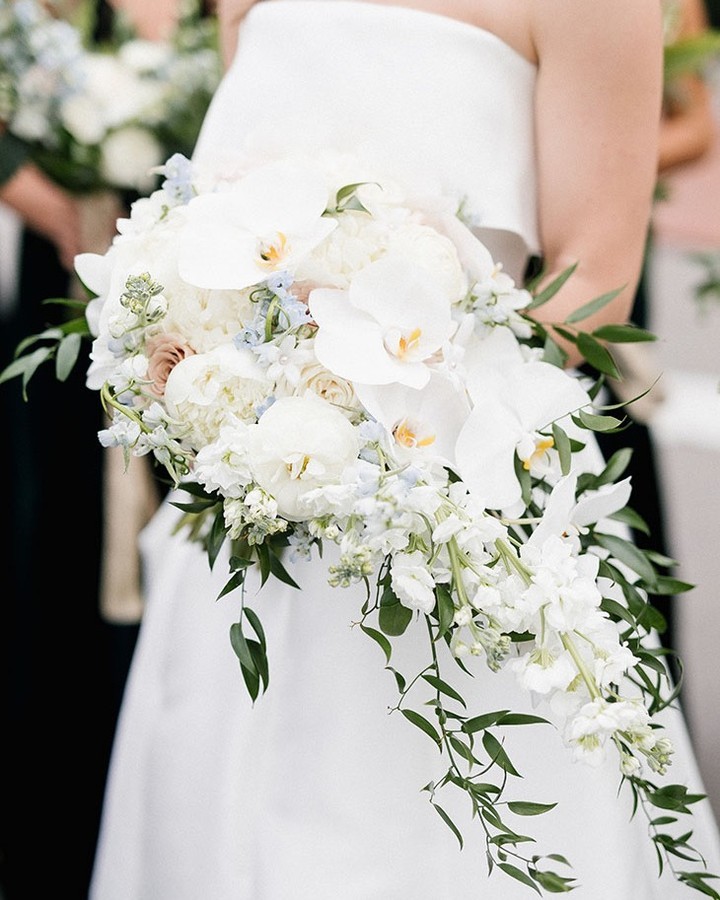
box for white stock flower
[309,254,456,389]
[391,550,436,614]
[178,160,337,290]
[509,647,577,695]
[246,395,360,520]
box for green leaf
[591,323,657,343]
[575,332,621,379]
[55,332,82,381]
[542,335,568,369]
[572,409,626,433]
[463,709,510,734]
[532,869,577,893]
[401,709,442,747]
[422,674,467,708]
[360,624,392,664]
[432,803,464,849]
[498,863,542,894]
[434,584,455,639]
[482,731,521,777]
[595,447,633,486]
[594,532,658,587]
[243,606,267,650]
[527,263,577,310]
[497,712,551,727]
[207,510,228,570]
[229,621,256,675]
[507,801,558,816]
[379,585,413,636]
[552,423,572,476]
[268,549,301,589]
[564,286,623,324]
[0,346,54,397]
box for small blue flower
[161,153,195,205]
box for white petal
[355,374,470,465]
[455,400,523,509]
[310,288,430,388]
[573,477,633,528]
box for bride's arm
[529,0,664,366]
[216,0,262,67]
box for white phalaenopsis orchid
[355,373,470,467]
[178,160,337,290]
[455,327,591,510]
[309,255,456,389]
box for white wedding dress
[90,3,720,898]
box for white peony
[163,343,269,450]
[246,395,360,520]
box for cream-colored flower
[246,395,360,520]
[163,343,269,450]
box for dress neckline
[259,0,536,69]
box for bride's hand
[216,0,262,67]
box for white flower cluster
[78,151,672,777]
[0,0,221,192]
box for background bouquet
[0,0,221,193]
[3,150,718,896]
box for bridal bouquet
[0,0,220,193]
[4,151,717,897]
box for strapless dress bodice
[193,0,540,271]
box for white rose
[297,359,359,415]
[163,343,269,450]
[247,395,360,520]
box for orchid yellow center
[520,435,554,471]
[384,326,423,360]
[393,418,436,449]
[257,232,289,269]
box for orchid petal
[455,399,524,509]
[355,373,471,465]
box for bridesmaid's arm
[0,162,81,272]
[529,0,664,366]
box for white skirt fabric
[89,495,720,900]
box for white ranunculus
[163,343,269,450]
[246,395,360,520]
[100,127,164,191]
